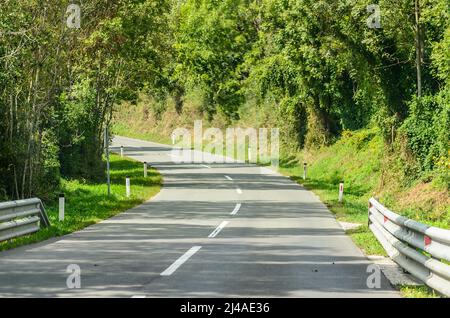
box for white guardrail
[0,198,50,242]
[368,197,450,296]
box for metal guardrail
[0,198,50,242]
[368,197,450,296]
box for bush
[400,93,450,181]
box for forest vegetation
[1,0,449,221]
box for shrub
[400,93,450,180]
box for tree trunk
[415,0,423,97]
[174,86,184,114]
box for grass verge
[113,122,171,145]
[399,285,440,298]
[0,154,162,252]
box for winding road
[0,136,399,297]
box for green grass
[0,154,162,252]
[113,122,172,145]
[399,285,440,298]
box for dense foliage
[171,0,449,185]
[0,0,170,199]
[1,0,449,200]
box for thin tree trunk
[28,157,33,198]
[21,159,27,199]
[13,165,20,200]
[415,0,423,97]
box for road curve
[0,135,399,297]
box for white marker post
[120,146,124,157]
[248,146,251,163]
[59,193,65,221]
[126,176,131,197]
[303,163,307,180]
[144,162,148,177]
[171,133,175,145]
[338,181,344,203]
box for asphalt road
[0,135,399,297]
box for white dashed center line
[230,203,242,215]
[208,221,229,238]
[200,164,211,168]
[160,246,202,276]
[224,175,233,181]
